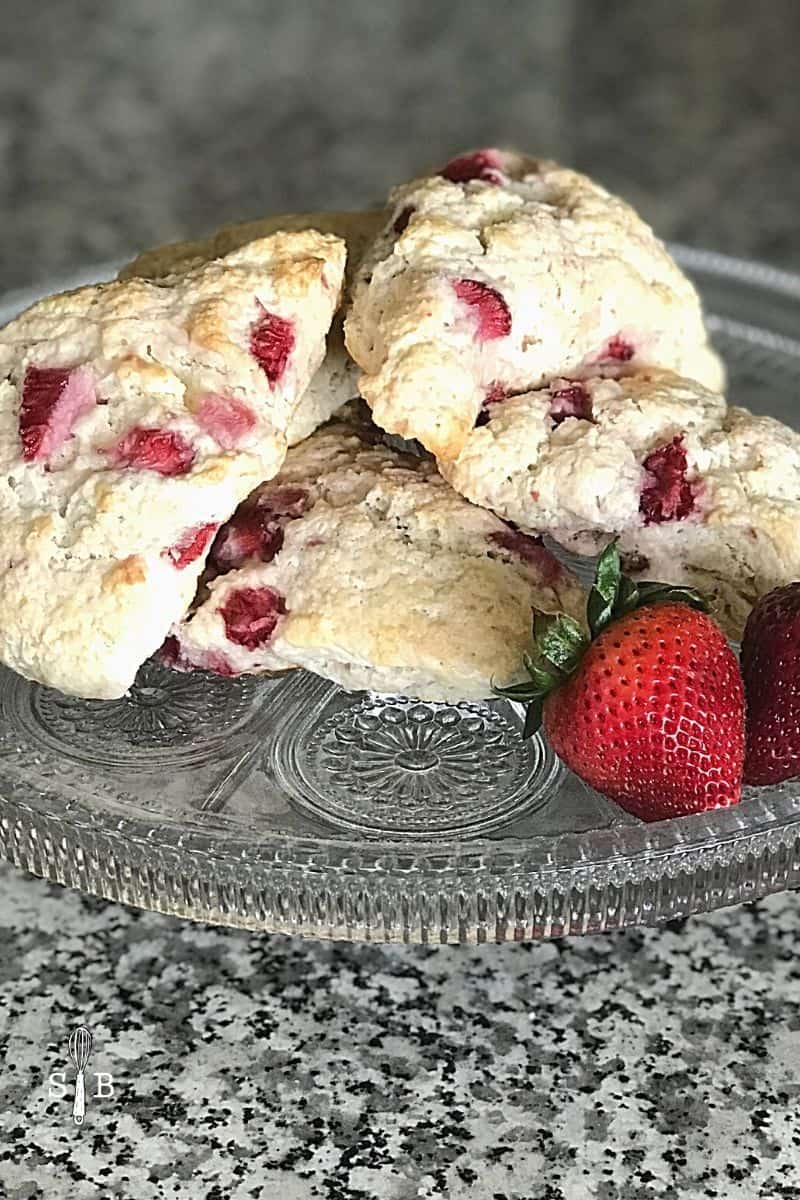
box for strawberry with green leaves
[497,543,745,822]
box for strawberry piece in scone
[164,403,585,702]
[345,149,723,460]
[441,370,725,545]
[616,406,800,640]
[444,364,800,641]
[120,209,384,447]
[0,228,345,698]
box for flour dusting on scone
[0,230,346,698]
[345,149,723,460]
[165,403,585,702]
[441,371,727,543]
[121,210,381,446]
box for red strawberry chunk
[157,634,184,669]
[210,485,309,574]
[250,304,295,385]
[20,364,96,464]
[163,523,218,570]
[194,393,257,449]
[202,650,237,677]
[210,513,284,573]
[440,150,507,186]
[639,435,697,524]
[453,279,511,341]
[549,382,592,425]
[488,526,561,583]
[111,427,196,476]
[476,383,508,427]
[485,382,508,406]
[220,586,287,650]
[157,634,235,676]
[603,335,635,363]
[254,485,309,518]
[474,384,506,427]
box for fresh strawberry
[497,543,744,821]
[741,584,800,785]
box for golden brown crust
[102,554,147,591]
[120,210,385,287]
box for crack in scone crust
[0,229,346,698]
[345,149,723,461]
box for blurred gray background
[1,0,798,291]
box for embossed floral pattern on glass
[292,696,559,836]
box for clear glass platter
[1,247,799,942]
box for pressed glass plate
[1,247,800,943]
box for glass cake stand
[1,247,799,942]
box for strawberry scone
[165,404,585,702]
[445,366,800,639]
[0,229,346,698]
[617,407,800,640]
[441,371,727,543]
[344,149,723,460]
[122,210,383,445]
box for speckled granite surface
[3,873,800,1200]
[1,1,800,1196]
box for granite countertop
[2,1,800,1197]
[4,876,800,1200]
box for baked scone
[164,404,585,702]
[121,210,382,447]
[442,370,800,638]
[0,229,346,698]
[616,407,800,640]
[345,148,724,460]
[440,372,727,543]
[119,210,383,285]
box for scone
[442,369,800,638]
[119,210,383,284]
[0,229,346,698]
[441,372,727,543]
[344,148,723,460]
[121,210,384,444]
[617,407,800,640]
[164,404,585,702]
